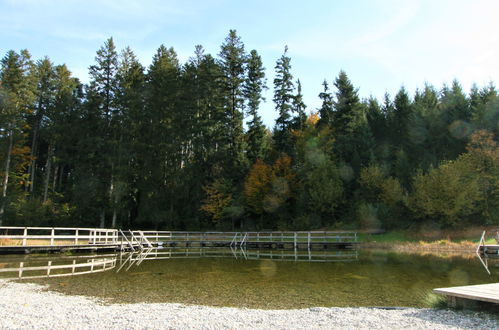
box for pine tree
[332,70,369,169]
[333,71,362,137]
[0,50,36,225]
[26,57,56,195]
[143,44,181,228]
[86,37,120,227]
[292,79,307,130]
[244,49,267,163]
[218,30,248,175]
[273,46,295,155]
[115,47,145,228]
[318,79,333,128]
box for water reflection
[0,247,358,280]
[0,254,117,280]
[3,249,497,308]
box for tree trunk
[27,127,38,193]
[99,210,105,228]
[0,130,14,226]
[27,99,44,194]
[52,164,58,191]
[43,143,53,203]
[58,165,64,191]
[111,208,117,228]
[109,163,116,228]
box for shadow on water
[0,247,497,309]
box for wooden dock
[0,227,358,254]
[476,230,499,258]
[128,230,359,250]
[434,283,499,308]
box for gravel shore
[0,280,496,330]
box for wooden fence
[127,230,357,248]
[0,226,119,246]
[0,254,117,280]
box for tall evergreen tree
[0,50,36,225]
[86,37,119,227]
[26,57,56,195]
[292,79,307,130]
[273,46,295,155]
[318,79,333,128]
[218,30,248,175]
[244,49,267,163]
[332,70,370,170]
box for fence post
[47,261,52,276]
[294,232,297,249]
[308,232,311,249]
[22,227,27,246]
[50,228,55,245]
[75,229,79,245]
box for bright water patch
[1,248,497,309]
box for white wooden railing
[0,255,117,280]
[0,226,119,246]
[128,230,357,246]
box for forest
[0,30,497,231]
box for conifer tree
[218,30,248,175]
[318,79,333,128]
[86,37,120,227]
[292,79,307,130]
[244,49,267,163]
[273,46,295,156]
[26,57,55,195]
[0,50,36,225]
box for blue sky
[1,0,498,126]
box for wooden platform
[433,283,499,308]
[480,245,499,258]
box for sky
[1,0,499,127]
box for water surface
[1,248,497,309]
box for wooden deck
[433,283,499,308]
[479,245,499,258]
[0,227,359,254]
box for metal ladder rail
[119,229,136,252]
[230,232,240,247]
[239,233,248,247]
[476,230,486,255]
[138,230,153,248]
[128,230,144,251]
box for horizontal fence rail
[0,256,116,280]
[0,227,358,252]
[127,230,357,247]
[0,226,119,247]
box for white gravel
[0,280,497,330]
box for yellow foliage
[200,180,232,222]
[244,159,272,214]
[244,155,297,215]
[307,112,320,126]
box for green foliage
[1,32,498,231]
[409,159,482,226]
[273,46,296,156]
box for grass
[359,227,499,253]
[423,293,449,309]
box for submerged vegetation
[0,30,497,231]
